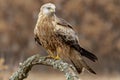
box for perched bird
[34,3,98,74]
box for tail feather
[70,59,82,74]
[87,66,96,74]
[71,44,98,62]
[70,55,96,74]
[69,49,96,74]
[81,59,96,74]
[80,48,98,62]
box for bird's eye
[47,7,51,9]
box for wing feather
[54,17,79,46]
[54,17,98,62]
[34,34,41,45]
[56,17,73,29]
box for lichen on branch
[9,54,80,80]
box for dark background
[0,0,120,80]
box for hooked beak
[50,8,55,13]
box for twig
[9,54,80,80]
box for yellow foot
[54,55,61,60]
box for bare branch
[9,54,80,80]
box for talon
[47,50,61,60]
[54,55,61,60]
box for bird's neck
[34,13,56,34]
[37,12,55,24]
[39,12,55,18]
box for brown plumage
[34,3,98,74]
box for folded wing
[54,17,98,62]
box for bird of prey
[34,3,98,74]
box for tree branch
[9,54,80,80]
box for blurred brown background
[0,0,120,80]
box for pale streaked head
[40,3,56,16]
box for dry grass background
[0,0,120,80]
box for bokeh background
[0,0,120,80]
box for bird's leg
[54,54,61,60]
[46,50,55,59]
[54,47,61,60]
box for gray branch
[9,54,80,80]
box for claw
[47,49,61,60]
[54,55,61,60]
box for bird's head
[40,3,56,16]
